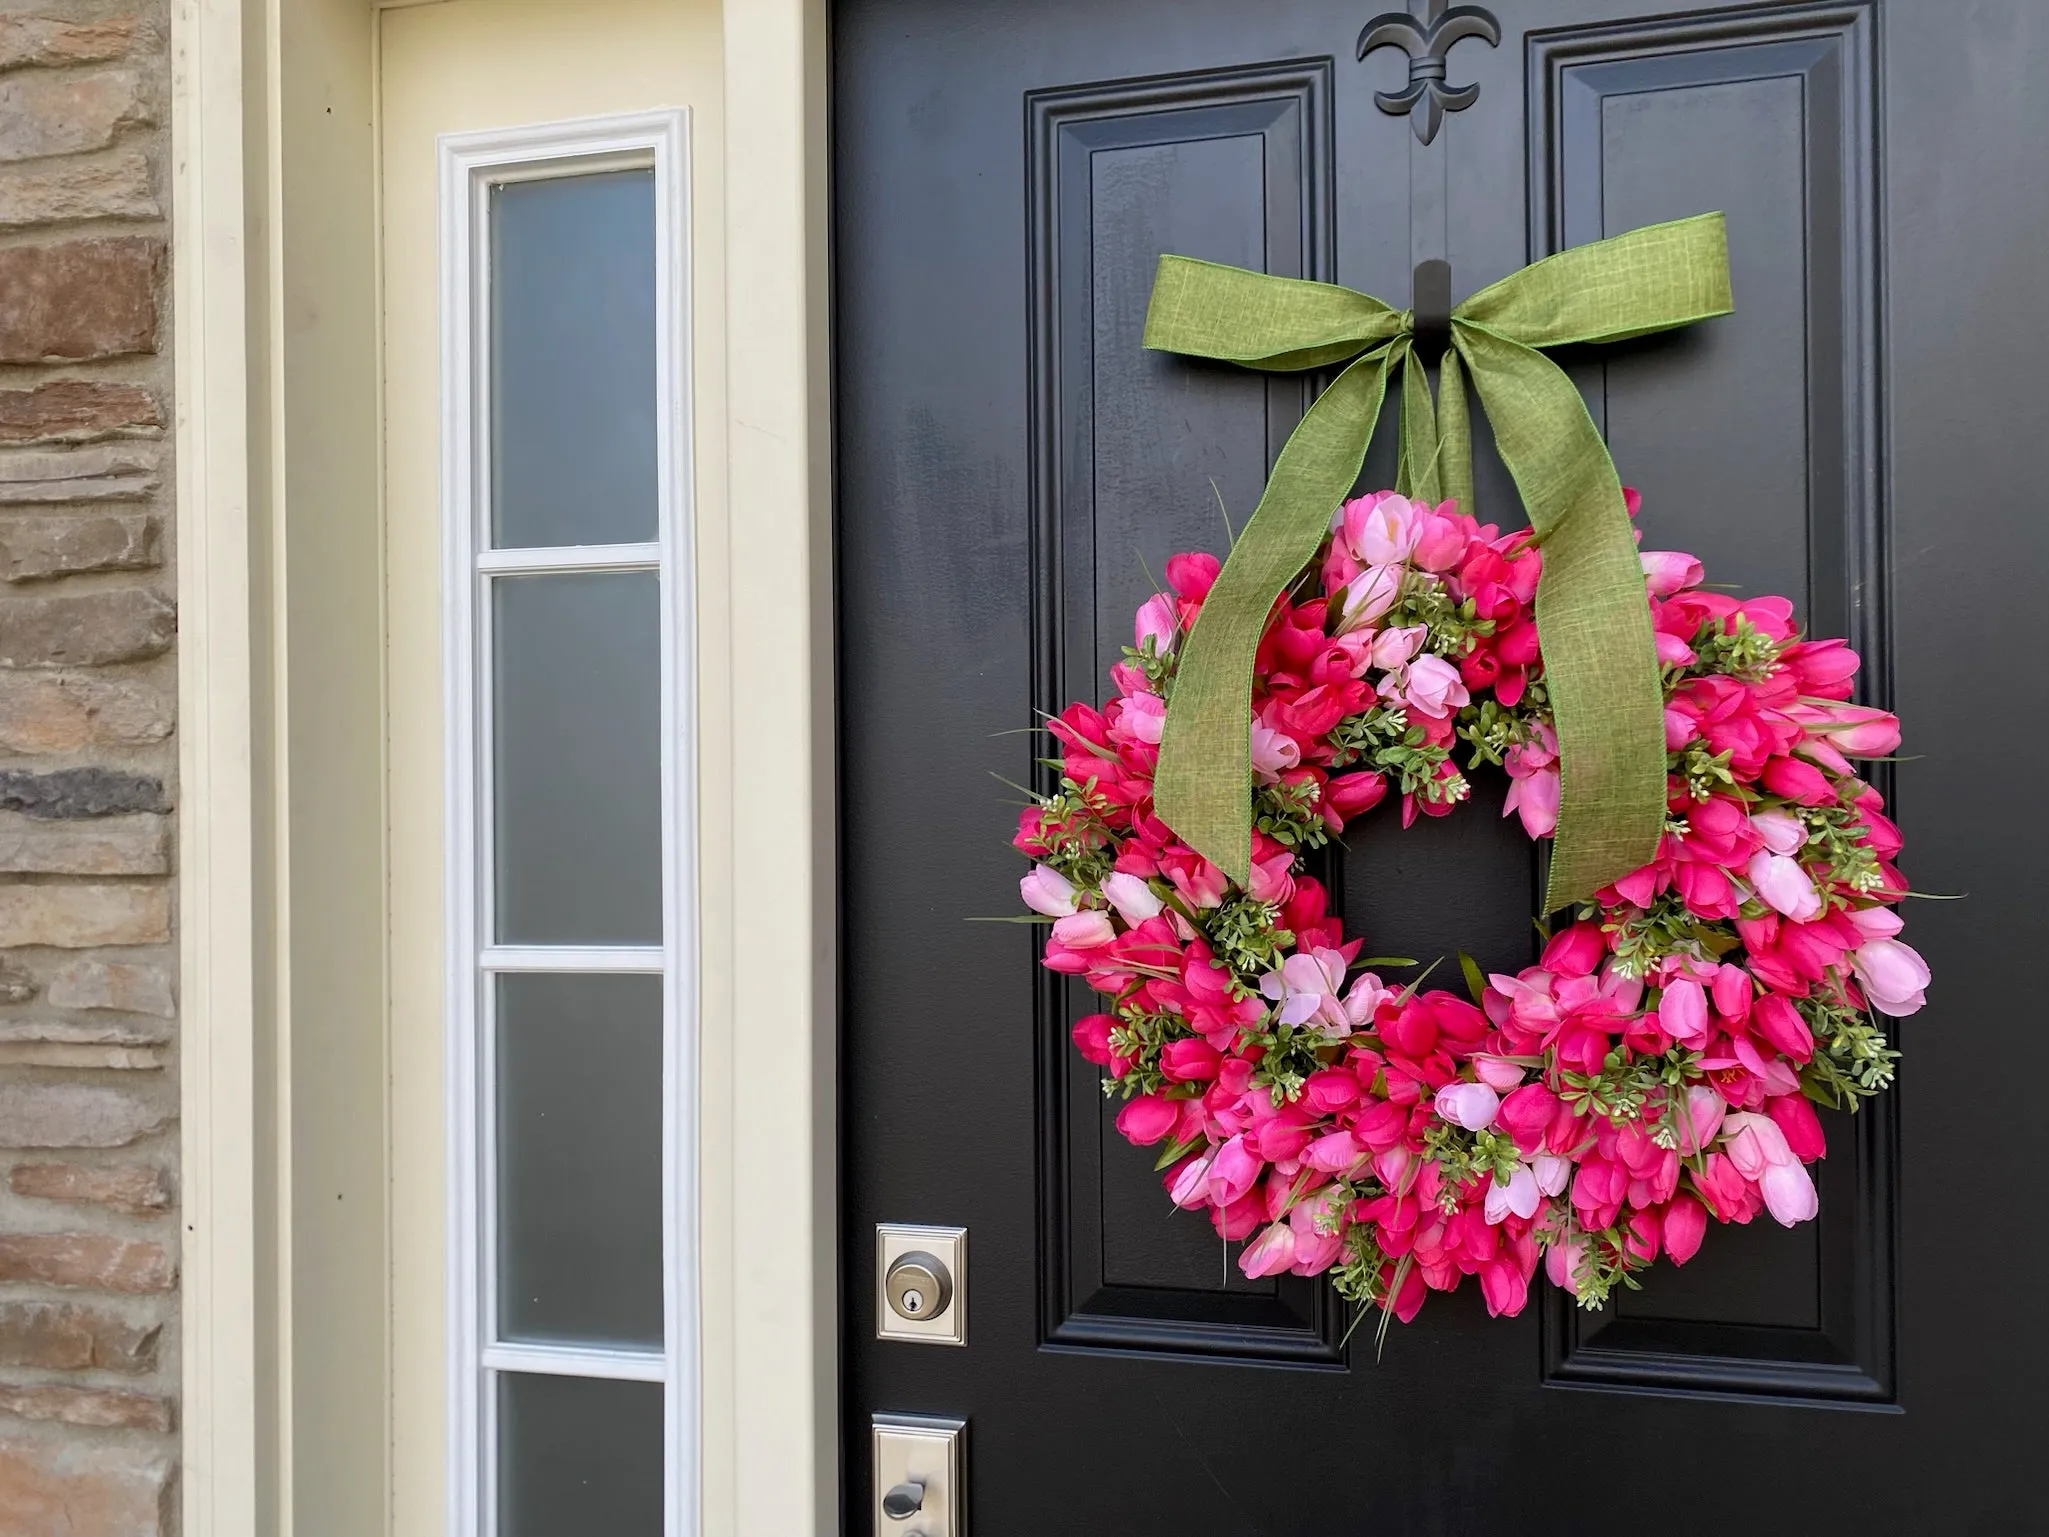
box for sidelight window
[441,113,695,1537]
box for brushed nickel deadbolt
[875,1224,967,1345]
[884,1251,953,1322]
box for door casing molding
[171,1,836,1531]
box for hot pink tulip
[1762,755,1836,806]
[1662,1195,1708,1265]
[1750,993,1815,1063]
[1542,921,1607,978]
[1115,1094,1179,1145]
[1766,1092,1826,1162]
[1411,508,1468,572]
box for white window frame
[439,109,697,1537]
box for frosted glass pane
[497,973,663,1346]
[492,571,661,945]
[490,169,658,548]
[498,1373,663,1537]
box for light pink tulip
[1370,623,1427,672]
[1851,937,1930,1016]
[1333,564,1402,634]
[1531,1152,1572,1197]
[1100,872,1162,927]
[1484,1163,1541,1224]
[1545,1234,1587,1296]
[1746,851,1823,922]
[1721,1112,1794,1182]
[1640,550,1704,596]
[1848,905,1903,942]
[1749,808,1807,856]
[1658,978,1709,1049]
[1403,653,1469,719]
[1250,723,1302,783]
[1348,493,1420,564]
[1434,1081,1501,1131]
[1116,691,1166,745]
[1049,910,1115,949]
[1502,765,1559,839]
[1019,864,1078,916]
[1760,1159,1819,1226]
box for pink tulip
[1640,550,1704,596]
[1710,963,1754,1025]
[1471,1055,1526,1092]
[1484,1163,1541,1224]
[1115,691,1166,745]
[1851,937,1930,1016]
[1848,905,1903,942]
[1134,592,1178,655]
[1803,702,1901,756]
[1167,1149,1215,1208]
[1434,1081,1500,1131]
[1658,978,1709,1048]
[1674,1084,1726,1156]
[1100,871,1162,926]
[1720,1112,1791,1182]
[1240,1221,1298,1278]
[1545,1234,1587,1296]
[1662,1196,1708,1265]
[1207,1135,1262,1207]
[1749,808,1806,856]
[1404,514,1462,574]
[1305,1130,1368,1174]
[1019,864,1078,916]
[1746,851,1823,922]
[1502,761,1559,839]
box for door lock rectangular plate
[875,1223,966,1345]
[873,1413,966,1537]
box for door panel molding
[1025,59,1348,1363]
[1527,1,1894,1405]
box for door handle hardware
[872,1415,965,1537]
[882,1479,926,1519]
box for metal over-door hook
[1411,257,1453,362]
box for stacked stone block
[1,5,177,1531]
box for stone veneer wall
[0,4,179,1533]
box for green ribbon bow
[1143,212,1733,913]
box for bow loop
[1142,214,1732,911]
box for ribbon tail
[1455,327,1666,911]
[1396,341,1440,503]
[1155,350,1394,883]
[1436,348,1474,519]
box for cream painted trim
[179,0,838,1527]
[173,0,271,1530]
[715,0,837,1529]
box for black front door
[836,2,2048,1530]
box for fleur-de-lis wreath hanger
[1357,0,1502,145]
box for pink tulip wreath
[1014,490,1921,1323]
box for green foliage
[1203,897,1292,979]
[1600,891,1737,978]
[1686,614,1781,683]
[1423,1122,1522,1211]
[1797,800,1888,899]
[1798,987,1900,1106]
[1253,774,1331,852]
